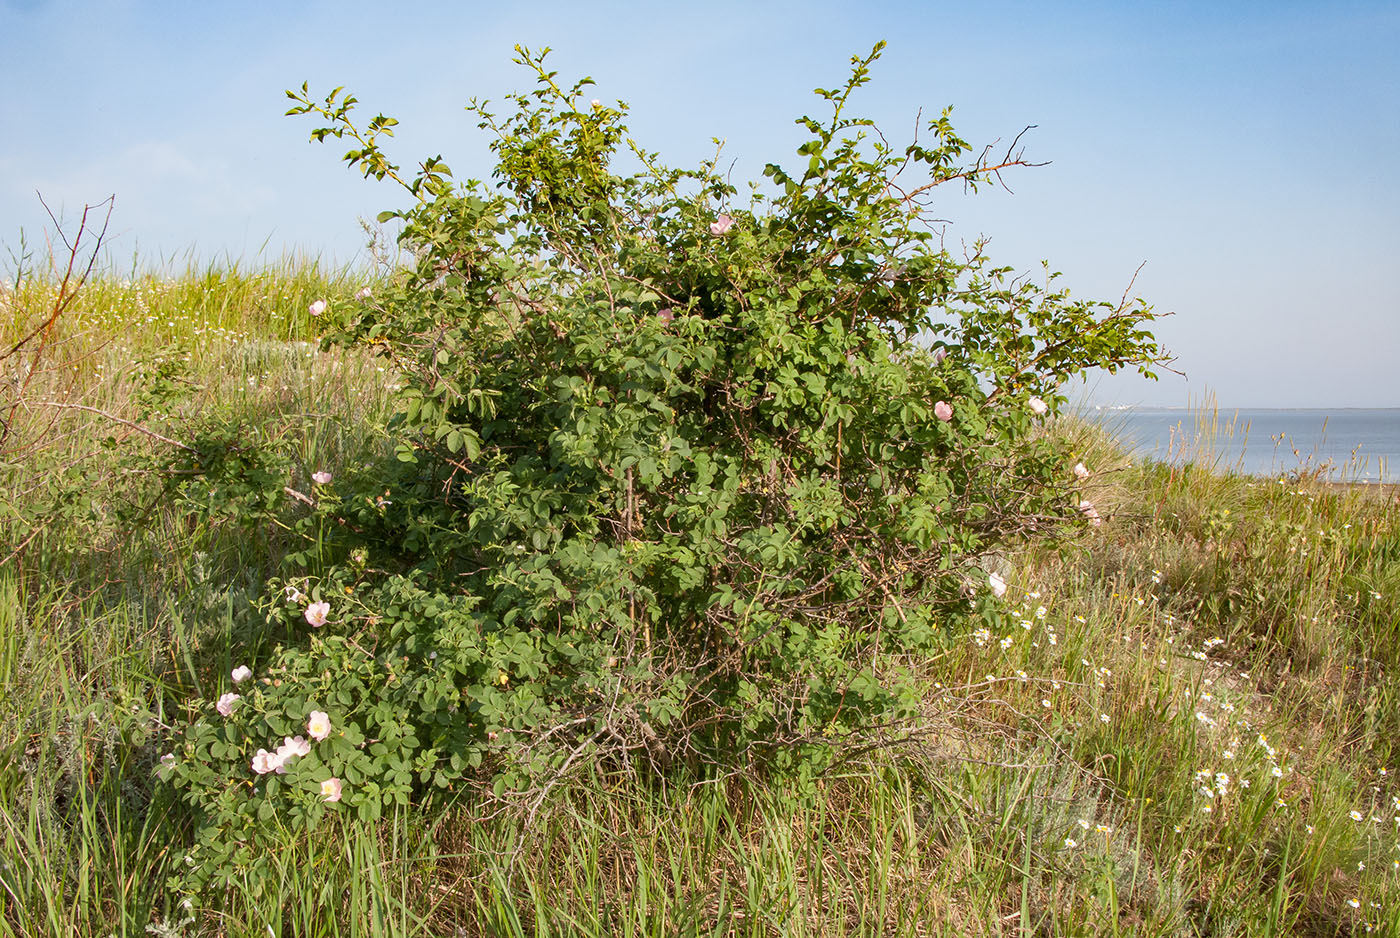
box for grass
[2,260,1398,936]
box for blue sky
[2,0,1397,407]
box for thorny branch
[893,125,1049,204]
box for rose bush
[160,43,1164,890]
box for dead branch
[33,401,196,452]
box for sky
[2,0,1397,407]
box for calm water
[1089,408,1400,483]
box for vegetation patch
[0,44,1395,938]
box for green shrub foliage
[162,44,1162,880]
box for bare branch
[33,401,196,452]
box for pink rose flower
[231,665,253,684]
[251,748,282,775]
[354,286,372,302]
[1073,462,1090,480]
[216,692,240,717]
[934,400,953,422]
[709,214,734,236]
[307,710,332,741]
[320,777,343,802]
[1029,397,1048,416]
[272,735,311,773]
[279,735,311,759]
[304,602,330,628]
[308,299,327,317]
[988,572,1008,598]
[1079,500,1103,526]
[311,471,332,485]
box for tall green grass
[1,263,1397,936]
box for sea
[1086,407,1400,484]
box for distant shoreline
[1087,407,1400,484]
[1318,479,1399,495]
[1086,406,1400,414]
